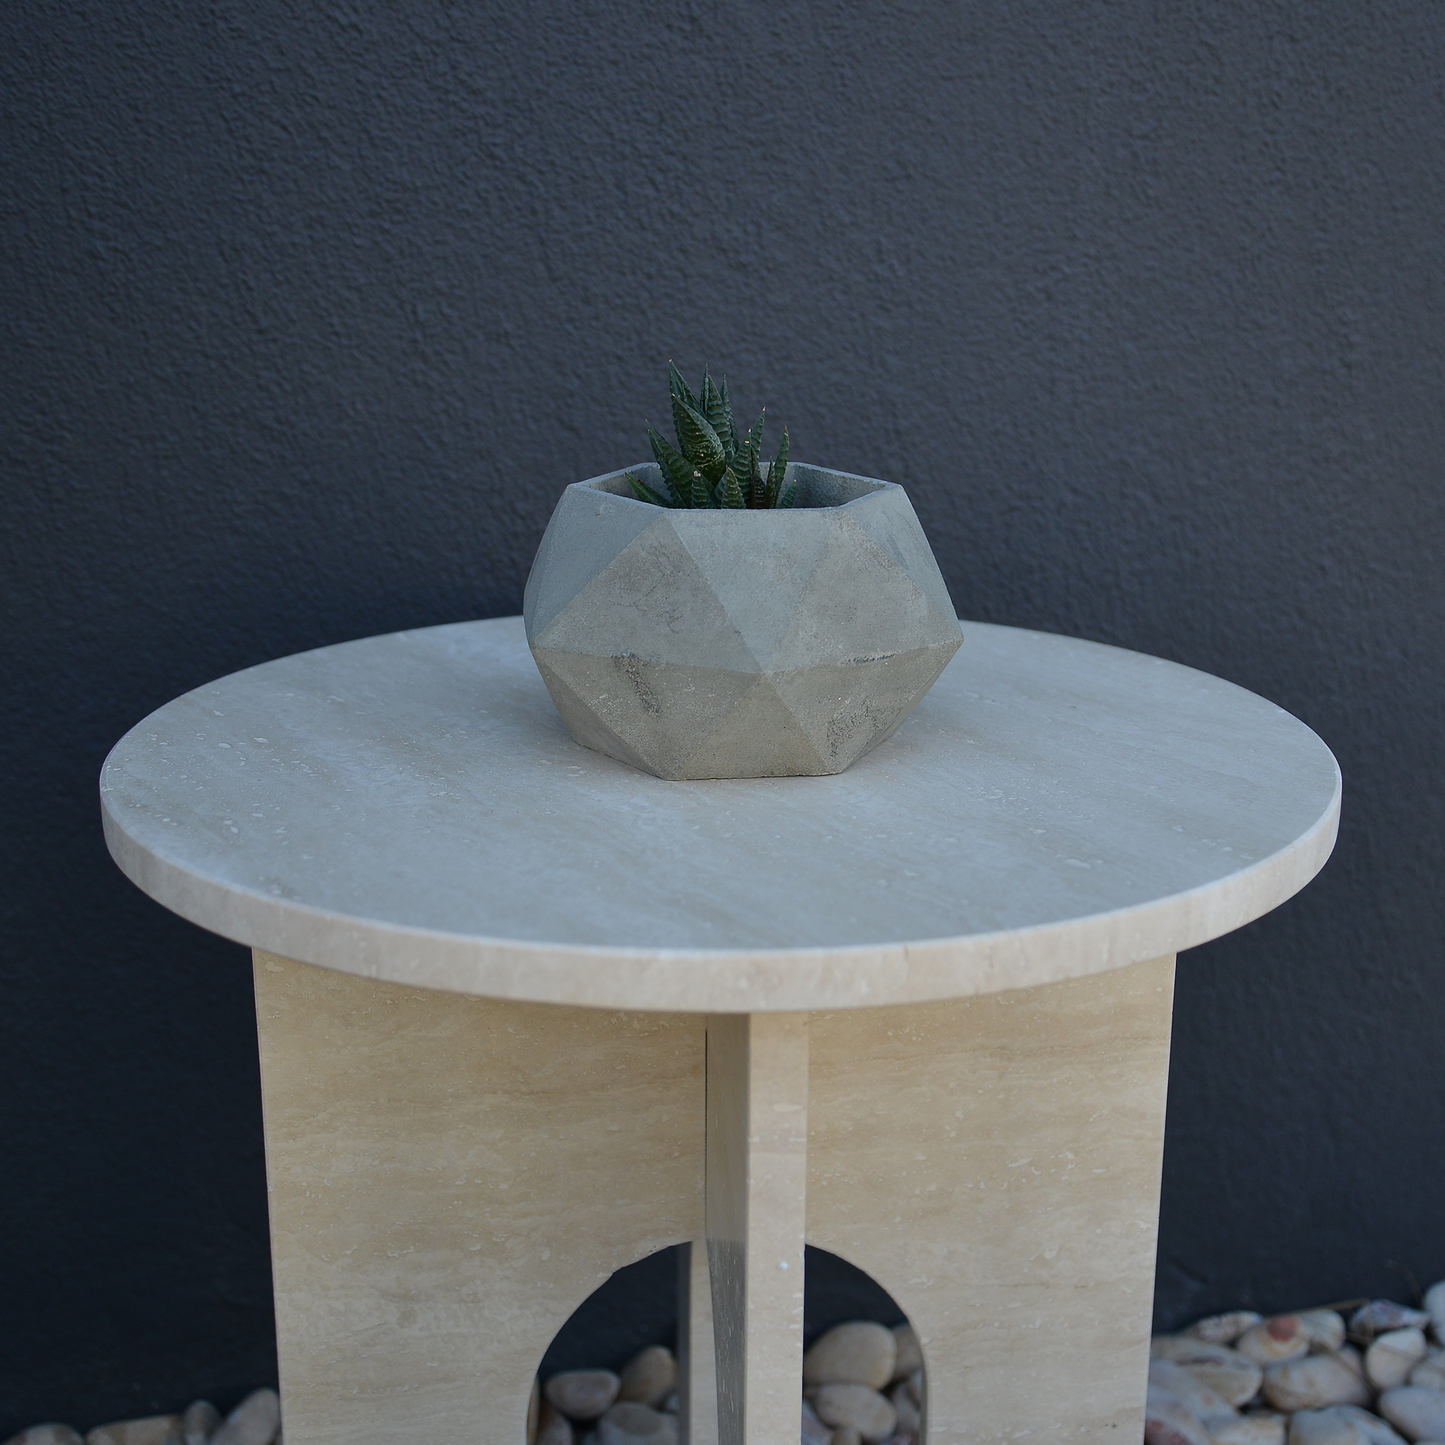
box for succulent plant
[624,363,794,509]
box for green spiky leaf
[703,373,737,458]
[779,480,798,508]
[648,426,694,506]
[743,411,766,506]
[675,401,728,482]
[625,471,671,507]
[720,466,745,509]
[766,427,790,507]
[691,469,714,508]
[668,361,700,414]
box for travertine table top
[101,616,1339,1011]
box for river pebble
[1209,1412,1287,1445]
[1146,1385,1214,1445]
[210,1392,278,1445]
[547,1372,622,1423]
[597,1402,676,1445]
[181,1405,218,1445]
[811,1383,896,1444]
[1410,1351,1445,1392]
[1192,1315,1267,1346]
[539,1402,574,1445]
[889,1382,920,1435]
[1263,1354,1371,1412]
[1151,1359,1237,1423]
[891,1326,922,1381]
[804,1323,898,1391]
[1240,1319,1312,1367]
[1352,1305,1433,1340]
[618,1347,677,1409]
[1367,1333,1429,1393]
[1425,1284,1445,1345]
[1379,1388,1445,1443]
[1301,1314,1348,1355]
[801,1400,832,1445]
[1289,1407,1406,1445]
[85,1420,181,1445]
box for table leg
[677,1241,718,1445]
[252,952,706,1445]
[705,1014,810,1445]
[805,955,1176,1445]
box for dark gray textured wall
[3,0,1443,1428]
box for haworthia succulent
[627,367,796,509]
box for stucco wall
[3,0,1442,1428]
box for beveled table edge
[101,758,1339,1013]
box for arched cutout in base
[528,1244,924,1445]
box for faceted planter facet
[522,463,964,780]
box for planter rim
[575,461,899,514]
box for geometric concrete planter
[523,462,965,780]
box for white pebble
[1145,1385,1212,1445]
[804,1323,898,1391]
[1150,1359,1237,1423]
[179,1405,218,1445]
[618,1347,677,1409]
[597,1403,676,1445]
[1156,1338,1245,1365]
[1424,1284,1445,1344]
[1367,1331,1429,1392]
[1186,1355,1266,1408]
[538,1403,574,1445]
[1239,1318,1311,1366]
[211,1392,279,1445]
[891,1325,923,1381]
[889,1382,921,1435]
[1190,1314,1266,1346]
[1409,1350,1445,1392]
[1379,1388,1445,1443]
[1288,1410,1387,1445]
[85,1420,181,1445]
[1352,1305,1432,1339]
[547,1373,622,1423]
[1208,1413,1286,1445]
[811,1384,896,1444]
[1263,1354,1370,1412]
[1301,1313,1348,1355]
[800,1402,831,1445]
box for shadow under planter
[522,464,965,781]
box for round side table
[101,617,1340,1445]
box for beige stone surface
[103,618,1339,1013]
[805,955,1177,1445]
[253,953,704,1445]
[256,949,1178,1445]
